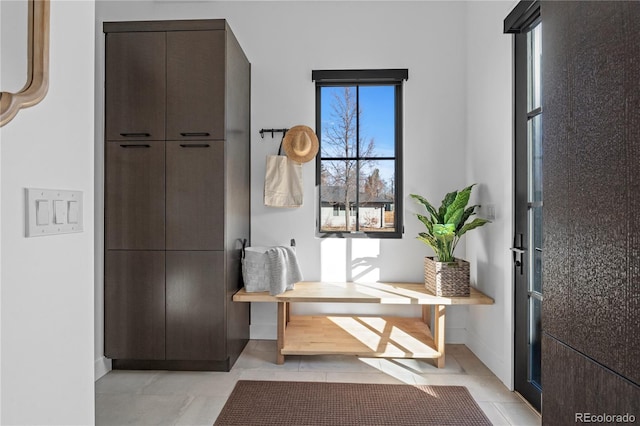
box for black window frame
[313,69,407,239]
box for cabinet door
[105,31,166,141]
[166,141,224,250]
[166,30,225,141]
[105,250,165,360]
[166,251,226,360]
[106,140,165,250]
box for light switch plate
[483,204,496,221]
[25,188,83,237]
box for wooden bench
[233,281,494,368]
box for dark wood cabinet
[166,140,224,251]
[104,19,250,371]
[105,251,166,360]
[166,31,225,141]
[105,32,166,141]
[166,251,226,360]
[105,140,165,250]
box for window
[313,69,407,238]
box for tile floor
[95,340,541,425]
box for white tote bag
[264,155,303,207]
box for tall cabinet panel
[166,140,224,251]
[105,32,166,141]
[105,140,165,250]
[166,31,225,141]
[105,251,166,360]
[104,19,250,371]
[166,251,226,360]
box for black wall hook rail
[259,128,289,139]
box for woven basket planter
[424,256,470,297]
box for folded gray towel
[266,246,303,295]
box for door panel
[105,250,165,360]
[166,30,225,141]
[105,31,166,141]
[542,0,640,387]
[106,140,165,250]
[166,251,226,360]
[166,140,224,250]
[542,334,640,424]
[512,14,542,412]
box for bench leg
[276,302,286,365]
[422,305,431,328]
[433,304,446,368]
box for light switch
[68,201,79,224]
[25,188,83,237]
[36,200,49,225]
[484,204,496,221]
[53,200,67,224]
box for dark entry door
[509,5,542,411]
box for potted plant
[410,184,490,297]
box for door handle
[120,132,150,137]
[180,132,210,137]
[510,247,524,267]
[179,144,210,148]
[511,234,525,273]
[120,144,151,148]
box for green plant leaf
[410,194,440,222]
[438,238,454,262]
[458,217,491,237]
[438,190,458,220]
[444,184,474,223]
[456,205,479,232]
[433,223,455,242]
[417,232,439,253]
[435,237,449,262]
[416,214,434,233]
[446,207,465,229]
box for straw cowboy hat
[282,125,319,164]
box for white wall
[0,1,96,424]
[95,0,514,388]
[464,1,515,387]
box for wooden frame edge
[0,0,50,127]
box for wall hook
[258,128,289,140]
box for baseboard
[112,358,230,371]
[95,356,112,381]
[250,323,277,340]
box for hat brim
[282,125,319,163]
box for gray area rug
[214,380,492,425]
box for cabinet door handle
[120,144,151,148]
[120,132,151,137]
[180,132,210,137]
[179,144,210,148]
